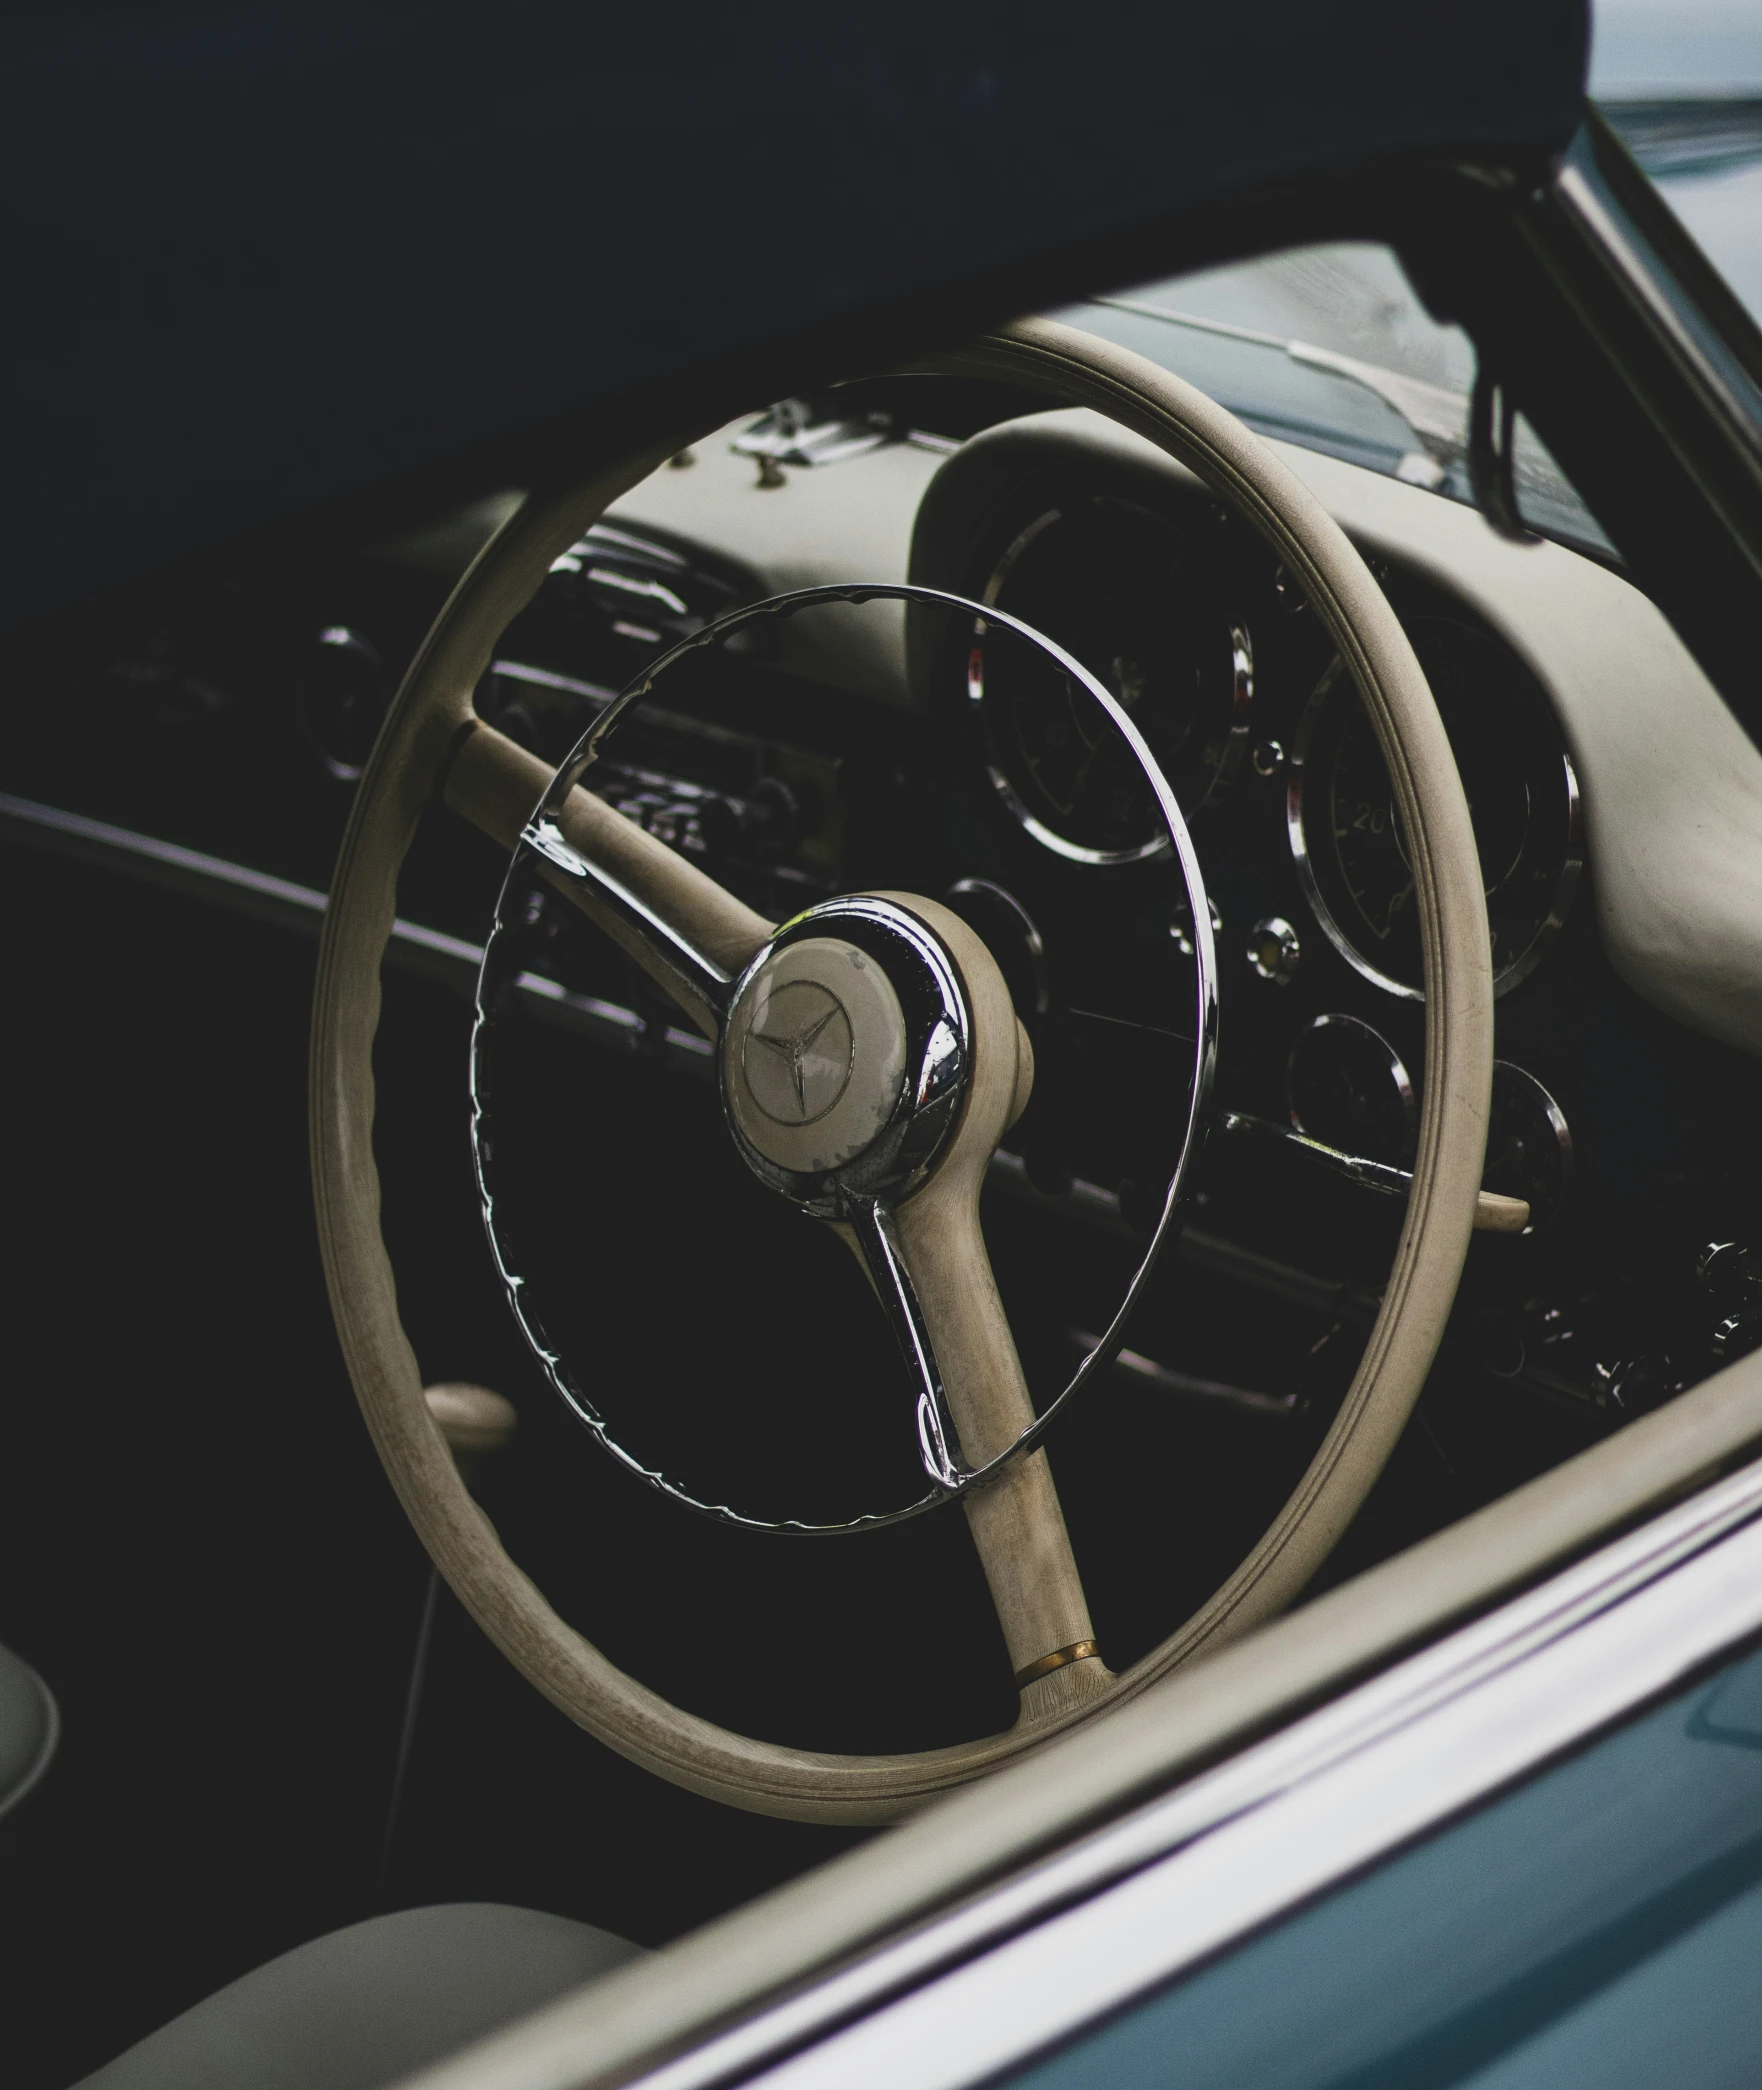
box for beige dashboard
[610,404,1762,1060]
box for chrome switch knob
[1247,916,1300,984]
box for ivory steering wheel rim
[310,317,1494,1825]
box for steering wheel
[311,319,1493,1824]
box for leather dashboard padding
[309,320,1491,1822]
[0,1638,57,1820]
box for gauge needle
[1065,1008,1198,1048]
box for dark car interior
[8,365,1760,2082]
[11,3,1762,2087]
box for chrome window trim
[623,1453,1762,2090]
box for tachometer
[1289,617,1580,997]
[969,498,1251,863]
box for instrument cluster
[1288,619,1581,1000]
[963,490,1583,1018]
[915,461,1745,1451]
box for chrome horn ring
[471,582,1219,1533]
[719,896,971,1215]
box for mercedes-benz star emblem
[741,981,855,1126]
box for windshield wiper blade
[1091,293,1468,485]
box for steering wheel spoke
[836,901,1111,1719]
[843,1197,972,1491]
[885,1173,1110,1717]
[446,717,772,1039]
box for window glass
[1051,244,1612,558]
[1005,1642,1762,2090]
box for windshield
[1052,245,1612,559]
[1595,0,1762,318]
[1053,6,1762,565]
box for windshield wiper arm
[1091,294,1468,483]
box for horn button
[720,900,972,1207]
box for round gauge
[298,625,390,781]
[1482,1061,1573,1232]
[1288,618,1580,998]
[1287,1013,1415,1167]
[942,877,1051,1023]
[968,498,1251,863]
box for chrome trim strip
[0,789,485,977]
[1078,1334,1301,1418]
[0,790,334,933]
[491,657,619,705]
[0,791,722,1072]
[624,1454,1762,2090]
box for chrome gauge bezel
[971,498,1254,867]
[1488,1059,1574,1235]
[1286,650,1583,1002]
[1286,1011,1417,1165]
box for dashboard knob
[1712,1311,1762,1364]
[1247,916,1300,984]
[699,776,806,860]
[747,775,806,847]
[1594,1355,1677,1416]
[1698,1240,1762,1310]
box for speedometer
[969,497,1251,863]
[1289,617,1580,998]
